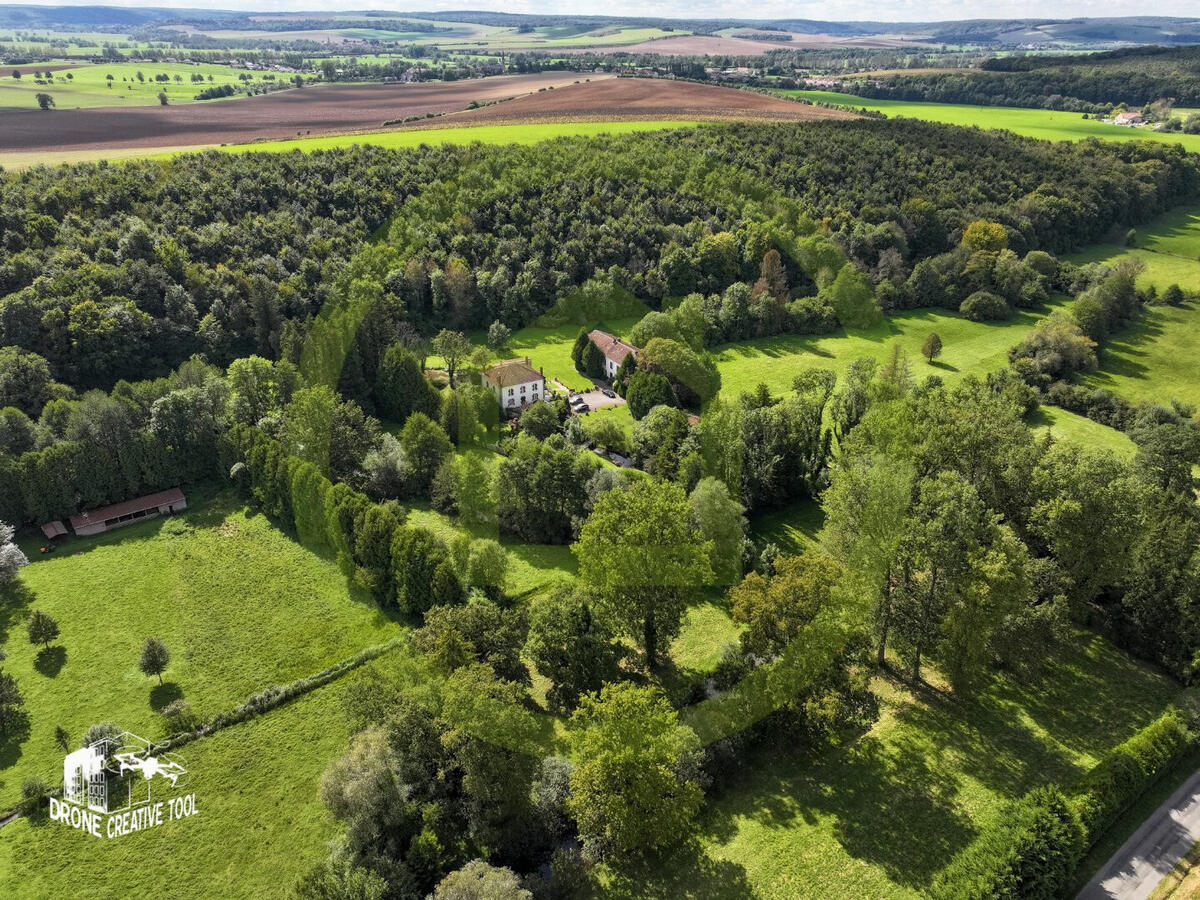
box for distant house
[587,330,639,381]
[483,357,546,413]
[1113,110,1147,126]
[68,487,187,537]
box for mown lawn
[776,89,1200,153]
[714,301,1070,400]
[0,672,372,899]
[749,500,826,556]
[0,491,401,810]
[1029,406,1137,456]
[1068,208,1200,410]
[425,315,643,395]
[596,633,1179,899]
[404,504,578,597]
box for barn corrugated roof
[68,487,185,530]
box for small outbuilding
[68,488,187,537]
[40,520,68,540]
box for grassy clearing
[749,500,826,556]
[1029,406,1137,456]
[600,632,1179,899]
[1067,208,1200,410]
[427,315,643,394]
[0,673,368,899]
[777,89,1200,152]
[0,61,270,109]
[714,302,1070,400]
[0,490,400,809]
[403,497,578,598]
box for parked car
[601,388,616,398]
[571,400,590,413]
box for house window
[507,388,514,396]
[520,384,526,393]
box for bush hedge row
[1070,708,1192,841]
[930,708,1193,899]
[158,635,408,752]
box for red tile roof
[588,330,638,365]
[69,487,185,530]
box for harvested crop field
[5,63,86,75]
[571,34,927,54]
[0,71,595,155]
[415,78,858,127]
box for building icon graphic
[62,731,188,815]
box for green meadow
[600,633,1177,900]
[0,490,401,811]
[0,121,702,170]
[713,302,1070,399]
[0,673,370,899]
[0,61,271,109]
[1068,206,1200,410]
[777,89,1200,153]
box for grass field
[1067,206,1200,410]
[0,121,701,170]
[777,89,1200,152]
[713,302,1070,399]
[0,490,401,810]
[600,633,1178,899]
[427,315,644,394]
[0,673,368,899]
[0,61,273,109]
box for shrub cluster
[223,424,464,613]
[931,709,1193,899]
[1071,708,1193,841]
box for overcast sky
[8,0,1200,23]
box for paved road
[1078,769,1200,900]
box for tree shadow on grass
[602,837,756,900]
[149,681,184,712]
[984,632,1173,760]
[720,726,976,890]
[0,581,34,647]
[0,709,31,771]
[33,645,66,677]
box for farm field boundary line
[0,71,603,156]
[0,120,701,169]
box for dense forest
[3,89,1200,899]
[1,120,1192,389]
[854,46,1200,111]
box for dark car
[601,388,616,398]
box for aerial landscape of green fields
[4,5,1200,900]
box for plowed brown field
[0,72,601,154]
[411,78,857,127]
